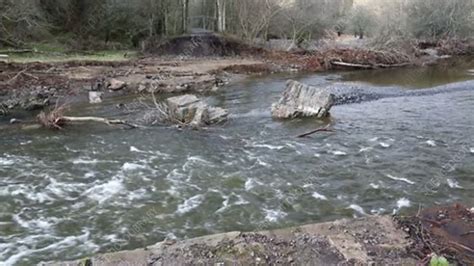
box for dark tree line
[0,0,472,49]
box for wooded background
[0,0,472,49]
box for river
[1,58,473,265]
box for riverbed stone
[88,91,103,104]
[208,106,228,124]
[271,80,335,119]
[107,78,127,91]
[166,94,202,122]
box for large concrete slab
[45,216,416,266]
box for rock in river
[89,91,103,104]
[166,94,228,126]
[107,78,127,91]
[271,80,335,119]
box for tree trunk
[216,0,226,32]
[182,0,189,33]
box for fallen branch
[449,241,474,254]
[331,61,411,69]
[21,72,39,80]
[38,103,141,130]
[377,62,411,68]
[0,38,22,49]
[0,49,33,54]
[461,230,474,236]
[58,116,140,129]
[331,61,373,69]
[7,67,29,84]
[297,124,334,138]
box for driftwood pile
[37,94,228,130]
[37,103,139,130]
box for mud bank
[47,216,415,266]
[2,35,471,115]
[0,57,263,116]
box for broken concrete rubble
[107,78,127,91]
[137,75,219,94]
[46,216,416,266]
[165,94,228,126]
[271,80,335,119]
[88,91,103,104]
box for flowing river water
[1,58,474,265]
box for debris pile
[165,94,228,127]
[397,204,474,265]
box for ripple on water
[82,177,124,204]
[176,195,204,214]
[121,162,147,171]
[386,174,415,185]
[8,184,55,204]
[331,150,347,156]
[349,204,367,216]
[393,198,411,214]
[447,178,463,189]
[72,158,100,165]
[426,140,436,147]
[0,158,15,166]
[312,192,328,201]
[2,73,474,264]
[379,142,391,148]
[244,178,263,191]
[263,209,287,222]
[2,230,98,265]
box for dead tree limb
[21,72,39,80]
[0,49,33,54]
[38,104,141,130]
[331,60,411,69]
[297,124,334,138]
[331,61,373,69]
[377,63,411,68]
[7,67,29,84]
[57,116,140,129]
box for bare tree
[406,0,474,39]
[349,5,376,39]
[227,0,282,41]
[216,0,226,32]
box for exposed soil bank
[2,34,472,116]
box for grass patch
[1,42,139,63]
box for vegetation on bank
[0,0,473,52]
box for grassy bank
[1,43,138,63]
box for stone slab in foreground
[271,80,335,119]
[46,216,416,266]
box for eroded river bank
[1,57,474,265]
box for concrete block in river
[166,94,227,126]
[88,91,103,104]
[166,94,202,122]
[271,80,334,119]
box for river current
[1,58,474,264]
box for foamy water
[1,70,474,264]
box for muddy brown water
[1,57,474,265]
